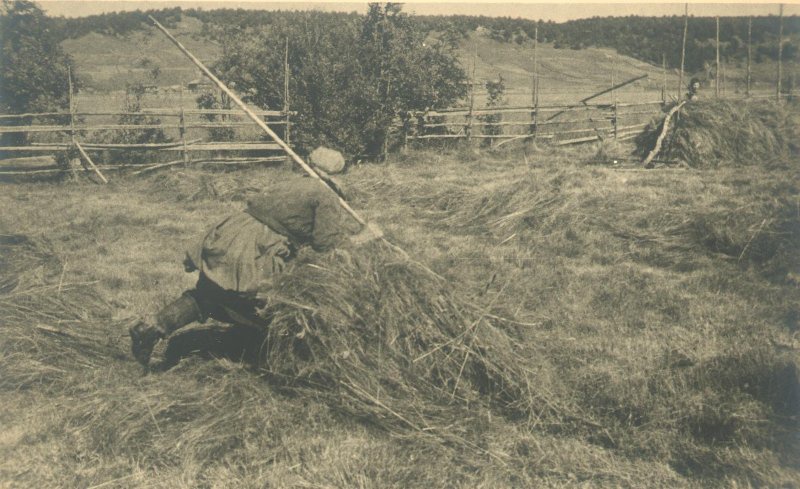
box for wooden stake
[148,15,365,225]
[466,43,476,142]
[179,108,189,165]
[747,17,752,97]
[662,53,667,105]
[283,37,291,146]
[67,66,79,179]
[777,4,784,101]
[530,25,538,137]
[715,16,720,98]
[75,141,108,183]
[679,3,688,99]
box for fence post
[746,17,752,97]
[613,102,618,140]
[715,16,720,98]
[777,3,784,102]
[284,37,291,146]
[679,3,688,100]
[661,53,667,106]
[67,66,80,179]
[401,112,409,153]
[466,43,476,142]
[179,107,189,165]
[530,25,538,140]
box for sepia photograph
[1,0,798,486]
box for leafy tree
[357,3,467,157]
[0,0,73,114]
[210,3,467,160]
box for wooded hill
[48,7,800,74]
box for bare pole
[283,37,291,146]
[612,55,618,139]
[662,53,667,104]
[466,43,476,142]
[68,66,76,145]
[148,15,365,226]
[67,65,79,179]
[75,141,109,183]
[530,25,538,139]
[679,3,688,99]
[746,17,752,97]
[777,4,784,101]
[715,16,720,98]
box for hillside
[62,14,671,106]
[62,15,220,91]
[61,12,794,109]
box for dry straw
[256,242,541,446]
[635,100,799,167]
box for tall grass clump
[635,100,799,167]
[255,242,546,442]
[0,233,116,391]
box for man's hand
[350,222,384,246]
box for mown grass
[1,139,798,487]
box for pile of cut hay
[255,241,542,441]
[0,232,117,391]
[635,100,798,167]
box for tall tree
[211,4,466,159]
[0,0,73,114]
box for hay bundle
[0,232,115,390]
[635,100,798,167]
[256,242,536,438]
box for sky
[38,1,800,21]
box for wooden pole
[715,16,720,98]
[545,74,647,121]
[75,141,108,183]
[68,66,76,145]
[179,107,188,165]
[679,3,688,99]
[777,4,784,101]
[466,43,476,142]
[746,17,752,97]
[530,25,538,138]
[148,15,365,226]
[611,56,618,139]
[283,37,291,146]
[662,53,667,105]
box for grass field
[1,134,798,487]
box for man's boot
[129,320,166,366]
[129,294,202,367]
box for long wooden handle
[148,16,365,226]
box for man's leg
[129,292,203,366]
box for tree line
[48,7,800,74]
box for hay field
[1,140,799,487]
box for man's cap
[308,147,346,174]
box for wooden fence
[396,100,666,149]
[0,107,293,178]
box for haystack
[255,241,537,436]
[635,100,798,167]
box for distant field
[61,14,796,113]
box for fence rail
[398,99,666,147]
[0,108,296,166]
